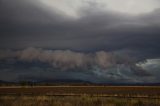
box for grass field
[0,86,160,106]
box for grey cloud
[0,0,160,83]
[0,62,155,83]
[0,47,151,78]
[0,1,160,60]
[0,0,69,24]
[0,47,120,70]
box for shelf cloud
[0,47,134,70]
[0,0,159,83]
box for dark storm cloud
[0,0,160,60]
[0,47,131,70]
[0,0,160,83]
[0,47,152,80]
[0,0,68,23]
[0,48,153,83]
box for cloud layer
[0,0,160,58]
[0,0,160,83]
[38,0,160,16]
[0,47,155,83]
[0,47,134,70]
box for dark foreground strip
[0,93,160,99]
[0,86,160,99]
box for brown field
[0,86,160,97]
[0,86,160,106]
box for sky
[0,0,160,83]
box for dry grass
[0,95,160,106]
[0,86,160,98]
[0,86,160,106]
